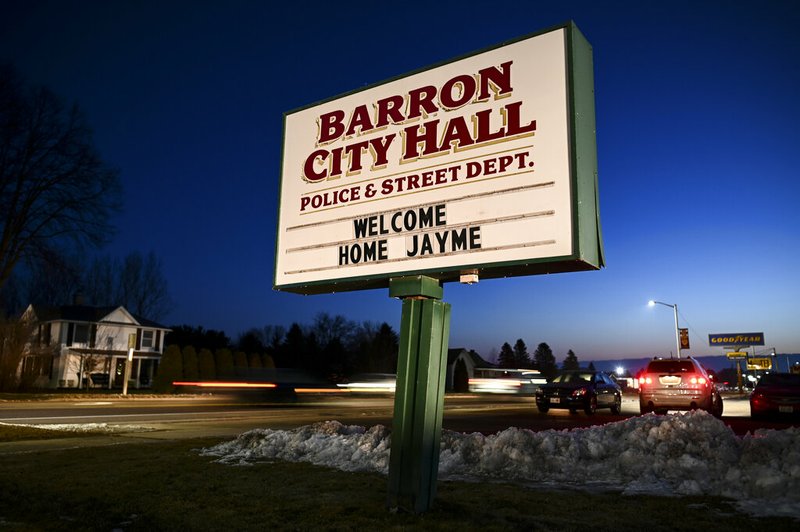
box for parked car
[750,373,800,419]
[535,370,622,415]
[638,357,723,417]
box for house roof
[447,348,495,368]
[28,304,169,330]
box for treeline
[1,250,172,322]
[156,312,399,390]
[496,339,587,380]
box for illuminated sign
[679,328,690,349]
[747,358,772,371]
[275,23,603,294]
[726,351,748,359]
[708,333,765,346]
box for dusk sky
[2,0,798,364]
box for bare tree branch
[0,65,122,293]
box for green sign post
[386,276,451,513]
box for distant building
[20,303,170,389]
[447,348,494,392]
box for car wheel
[569,408,578,415]
[639,401,652,415]
[584,395,597,415]
[537,404,549,414]
[655,409,668,415]
[610,394,622,415]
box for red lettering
[375,95,405,128]
[303,149,328,182]
[402,120,445,160]
[477,61,513,100]
[345,104,374,136]
[505,101,536,135]
[440,74,476,109]
[407,85,438,120]
[318,110,345,143]
[439,115,474,150]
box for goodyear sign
[709,332,765,347]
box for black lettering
[353,218,369,238]
[406,235,418,257]
[452,228,468,251]
[420,234,433,255]
[469,226,482,249]
[435,231,448,252]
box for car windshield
[758,373,800,387]
[552,372,593,384]
[646,360,695,374]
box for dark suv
[638,357,723,417]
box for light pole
[648,300,681,359]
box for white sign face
[276,26,587,293]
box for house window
[142,330,154,349]
[73,324,90,344]
[106,336,114,349]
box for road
[2,392,797,444]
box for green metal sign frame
[386,276,451,513]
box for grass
[0,435,797,531]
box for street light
[648,300,681,359]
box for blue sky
[2,0,798,365]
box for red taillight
[689,376,707,385]
[572,387,588,397]
[639,376,653,385]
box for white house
[21,303,170,389]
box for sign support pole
[123,333,135,396]
[386,276,451,514]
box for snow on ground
[200,411,800,519]
[0,422,156,433]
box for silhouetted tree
[498,342,515,368]
[197,348,215,380]
[167,325,230,352]
[237,328,266,354]
[0,66,122,295]
[233,351,248,368]
[214,348,234,378]
[261,353,275,369]
[18,252,83,308]
[370,322,398,373]
[152,344,182,393]
[533,342,558,380]
[562,349,580,371]
[0,315,37,391]
[181,346,199,380]
[280,323,305,368]
[114,251,172,321]
[311,312,355,348]
[248,352,262,368]
[513,338,531,368]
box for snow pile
[201,411,800,518]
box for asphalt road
[2,391,796,447]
